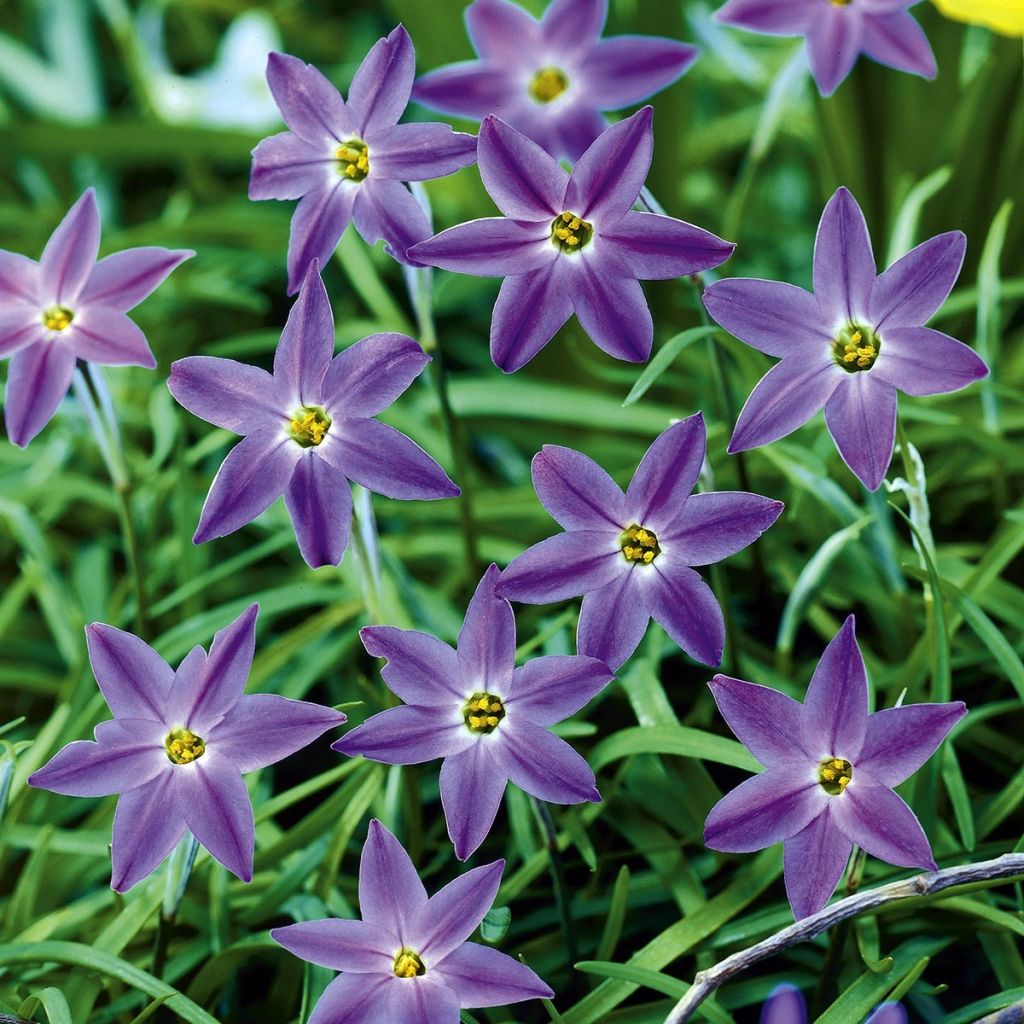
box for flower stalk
[151,832,199,979]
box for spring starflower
[761,984,906,1024]
[28,605,345,892]
[334,566,611,859]
[413,0,697,160]
[703,616,966,919]
[0,188,192,446]
[272,820,553,1023]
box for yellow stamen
[818,757,853,795]
[289,406,332,448]
[550,210,593,253]
[165,726,206,765]
[528,66,569,103]
[42,305,74,332]
[463,691,505,734]
[336,138,370,181]
[620,523,661,565]
[831,323,879,372]
[393,948,426,978]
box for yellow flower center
[165,727,206,765]
[393,948,426,978]
[831,323,880,372]
[529,66,569,103]
[462,691,506,734]
[42,305,74,332]
[289,406,331,447]
[336,139,369,181]
[551,211,593,253]
[620,523,660,565]
[829,0,853,6]
[818,757,853,795]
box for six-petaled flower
[334,565,612,859]
[28,604,345,891]
[760,984,906,1024]
[413,0,698,160]
[704,615,966,919]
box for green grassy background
[1,1,1022,1022]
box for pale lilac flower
[714,0,937,96]
[704,616,966,919]
[409,109,733,372]
[272,820,552,1023]
[704,187,988,490]
[761,984,906,1024]
[168,260,458,568]
[0,188,192,446]
[334,565,611,859]
[413,0,698,160]
[497,413,783,671]
[250,25,477,293]
[28,605,345,892]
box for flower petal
[661,491,783,563]
[708,675,805,767]
[579,35,698,108]
[625,413,704,528]
[861,11,937,80]
[110,772,187,892]
[4,339,76,447]
[531,444,626,531]
[81,247,193,311]
[270,918,395,973]
[305,974,392,1024]
[414,857,505,961]
[704,765,827,853]
[872,326,987,396]
[409,218,556,277]
[0,307,42,359]
[286,453,352,568]
[467,0,539,61]
[856,702,966,787]
[353,179,434,265]
[210,692,345,773]
[412,63,519,121]
[760,985,809,1024]
[0,250,39,303]
[702,278,831,357]
[550,102,611,163]
[168,355,281,434]
[69,307,156,368]
[565,107,653,224]
[813,187,875,322]
[458,564,516,693]
[649,561,725,667]
[193,430,301,544]
[334,705,473,765]
[174,752,255,882]
[507,654,613,725]
[577,568,650,671]
[322,332,428,418]
[601,211,734,280]
[360,625,465,705]
[806,8,865,97]
[367,121,478,182]
[440,743,507,860]
[541,0,606,56]
[359,819,428,935]
[823,373,897,491]
[490,267,574,372]
[274,259,334,405]
[249,131,333,201]
[85,622,173,720]
[568,252,653,362]
[497,532,623,604]
[494,719,599,803]
[347,25,415,134]
[265,51,350,146]
[28,736,165,797]
[714,0,816,34]
[285,183,354,296]
[728,355,841,455]
[40,189,100,306]
[434,941,554,1006]
[866,1004,909,1024]
[319,417,458,500]
[783,806,852,919]
[831,780,937,869]
[869,232,966,331]
[800,615,868,761]
[477,115,567,221]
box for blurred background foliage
[0,1,1022,1022]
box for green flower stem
[532,798,579,974]
[351,486,385,625]
[152,833,199,979]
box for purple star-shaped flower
[408,109,734,372]
[334,565,611,860]
[272,820,553,1023]
[250,25,477,294]
[496,413,783,671]
[761,985,905,1024]
[0,188,192,446]
[28,604,345,892]
[714,0,937,97]
[168,260,458,568]
[413,0,697,161]
[704,187,988,491]
[704,615,966,920]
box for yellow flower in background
[933,0,1024,36]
